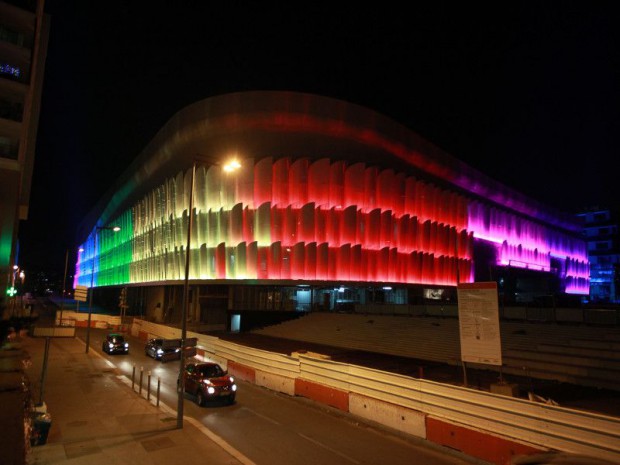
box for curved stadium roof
[79,91,581,242]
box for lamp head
[223,160,241,173]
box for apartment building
[0,0,49,304]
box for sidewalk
[19,333,254,465]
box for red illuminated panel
[290,158,309,207]
[329,161,345,209]
[309,158,330,207]
[254,158,272,207]
[196,155,477,285]
[272,158,290,207]
[344,163,365,208]
[125,157,479,287]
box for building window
[0,62,21,79]
[0,136,18,159]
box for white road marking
[185,416,259,465]
[243,407,282,425]
[298,433,361,464]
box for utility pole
[59,249,69,326]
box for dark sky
[18,1,620,274]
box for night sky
[18,1,620,276]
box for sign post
[31,326,76,405]
[70,285,88,324]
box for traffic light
[6,286,17,297]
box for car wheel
[196,389,205,407]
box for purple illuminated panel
[467,201,589,294]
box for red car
[182,362,237,406]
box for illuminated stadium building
[74,91,589,328]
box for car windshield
[197,365,225,378]
[110,336,124,343]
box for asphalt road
[83,327,481,465]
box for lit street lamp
[85,225,120,354]
[223,159,241,172]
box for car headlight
[174,348,180,353]
[231,384,237,392]
[124,343,129,348]
[229,376,235,383]
[207,386,215,395]
[156,348,163,355]
[108,343,114,349]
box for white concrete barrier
[131,318,620,465]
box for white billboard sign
[457,282,502,366]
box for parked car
[181,362,237,406]
[102,333,129,355]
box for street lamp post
[177,158,241,429]
[85,225,120,354]
[177,162,196,429]
[9,265,18,316]
[59,248,69,326]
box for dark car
[182,362,237,406]
[145,338,197,362]
[102,333,129,355]
[145,338,182,362]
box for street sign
[118,287,128,309]
[74,285,88,302]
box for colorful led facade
[74,91,589,299]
